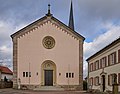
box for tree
[4,76,8,82]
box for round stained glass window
[42,36,55,49]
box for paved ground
[0,88,91,94]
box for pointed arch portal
[41,60,56,86]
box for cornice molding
[11,15,85,41]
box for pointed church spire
[69,0,74,30]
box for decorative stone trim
[41,60,56,86]
[79,40,83,90]
[42,36,55,49]
[49,20,79,40]
[18,22,48,39]
[12,37,18,89]
[11,16,84,41]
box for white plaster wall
[1,74,13,81]
[18,22,80,85]
[88,42,120,91]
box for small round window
[42,36,55,49]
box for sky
[0,0,120,78]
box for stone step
[34,86,64,91]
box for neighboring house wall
[1,74,13,81]
[87,38,120,92]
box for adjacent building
[87,37,120,92]
[11,2,85,90]
[0,66,13,81]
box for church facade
[11,3,85,90]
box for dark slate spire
[69,0,74,30]
[46,4,52,16]
[48,4,51,14]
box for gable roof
[11,14,85,40]
[86,37,120,61]
[0,66,13,75]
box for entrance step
[34,86,64,91]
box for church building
[11,2,85,90]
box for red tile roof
[0,66,13,75]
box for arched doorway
[41,60,56,86]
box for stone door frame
[41,60,56,86]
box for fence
[0,81,13,89]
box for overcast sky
[0,0,120,78]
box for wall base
[16,84,83,91]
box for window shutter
[98,77,99,85]
[92,63,93,71]
[89,78,90,85]
[105,57,107,67]
[93,63,95,71]
[98,60,99,69]
[114,52,116,64]
[89,64,91,72]
[118,73,120,85]
[90,64,92,72]
[108,75,110,85]
[90,78,93,85]
[100,59,102,68]
[92,78,93,85]
[118,50,120,63]
[95,62,96,70]
[108,55,110,66]
[94,77,96,85]
[90,78,91,85]
[92,63,95,71]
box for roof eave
[86,37,120,61]
[51,16,85,40]
[11,16,47,38]
[11,15,85,41]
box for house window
[90,77,93,85]
[66,73,74,78]
[90,63,93,72]
[66,73,68,78]
[100,57,107,68]
[108,52,116,65]
[94,76,99,85]
[108,74,117,85]
[72,73,74,78]
[29,72,31,77]
[26,72,28,77]
[23,72,25,77]
[95,60,99,70]
[69,73,71,78]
